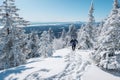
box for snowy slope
[0,49,69,80]
[0,48,120,80]
[82,65,120,80]
[78,51,120,80]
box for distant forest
[24,23,82,38]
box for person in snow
[70,38,78,51]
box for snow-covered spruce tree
[97,20,104,36]
[77,1,96,49]
[60,28,67,48]
[91,0,120,70]
[39,31,53,58]
[53,28,67,50]
[67,24,77,39]
[61,28,66,40]
[66,24,77,47]
[48,27,54,42]
[53,37,66,50]
[113,0,119,9]
[27,31,40,58]
[0,0,29,70]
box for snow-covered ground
[0,48,120,80]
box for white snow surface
[0,48,120,80]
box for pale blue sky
[0,0,114,22]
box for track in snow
[24,49,91,80]
[49,50,91,80]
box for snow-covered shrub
[99,56,119,70]
[91,47,120,70]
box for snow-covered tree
[27,31,40,58]
[91,0,120,70]
[111,0,119,15]
[113,0,119,9]
[53,38,66,50]
[65,24,77,47]
[48,28,54,42]
[39,31,53,58]
[53,28,67,50]
[0,0,29,70]
[77,1,96,49]
[60,28,66,40]
[97,21,104,35]
[67,24,77,39]
[88,1,95,26]
[60,28,67,47]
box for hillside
[0,48,120,80]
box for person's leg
[73,47,75,51]
[74,45,76,51]
[72,46,74,50]
[72,45,75,51]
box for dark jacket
[70,39,78,46]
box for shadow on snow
[0,66,33,80]
[24,69,50,80]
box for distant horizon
[31,21,83,23]
[30,21,101,23]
